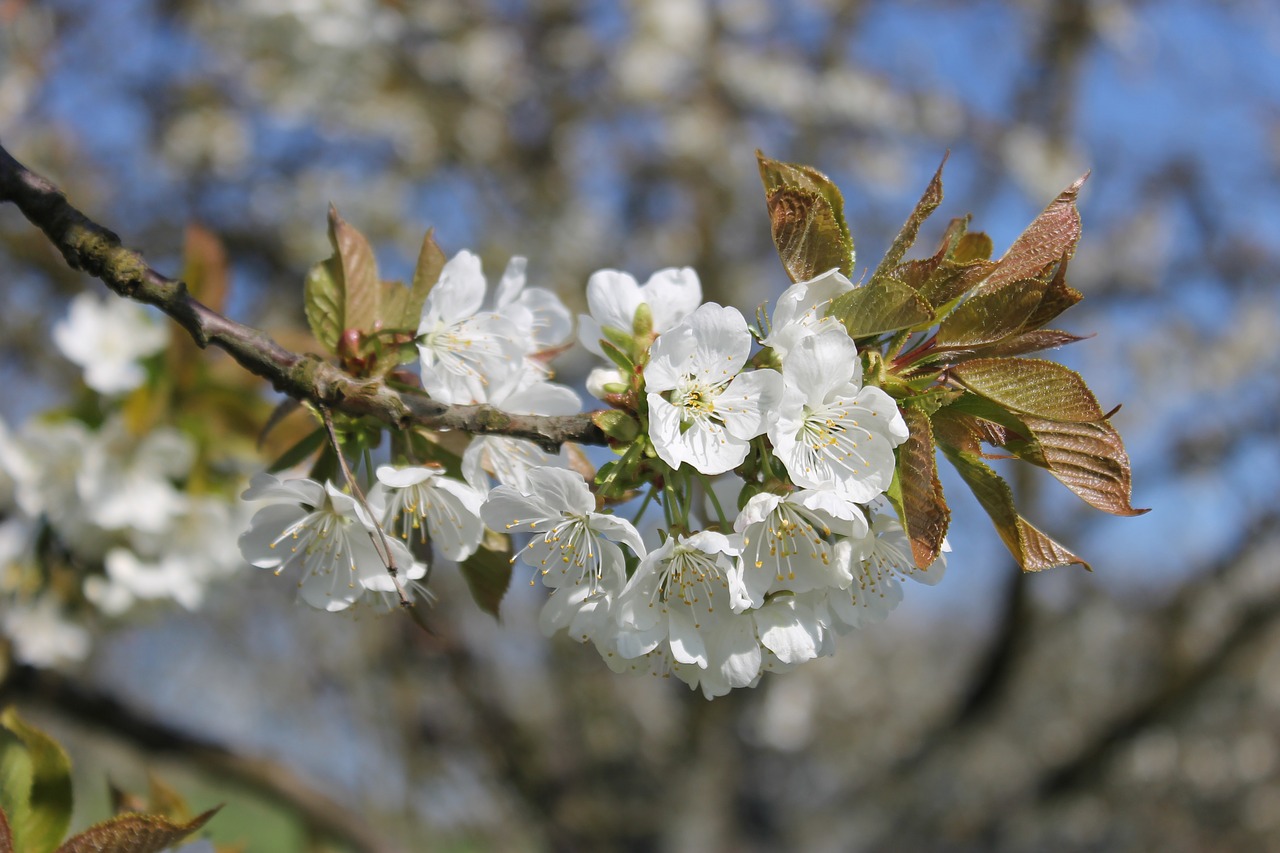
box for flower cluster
[228,250,950,697]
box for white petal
[640,267,701,332]
[715,369,783,440]
[585,269,643,335]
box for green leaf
[936,279,1048,348]
[592,410,640,443]
[0,708,72,853]
[886,407,950,568]
[1005,417,1149,517]
[940,444,1090,572]
[55,807,220,853]
[950,357,1103,423]
[599,338,635,374]
[303,255,343,353]
[869,154,946,287]
[408,227,447,327]
[459,535,514,619]
[828,277,934,338]
[757,151,853,281]
[977,174,1087,296]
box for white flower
[480,466,646,595]
[645,303,782,475]
[369,464,485,562]
[816,509,950,633]
[417,250,527,404]
[52,291,169,394]
[611,525,757,691]
[578,266,701,356]
[1,595,91,667]
[487,255,574,354]
[585,366,625,400]
[461,374,582,493]
[768,328,908,501]
[734,489,870,608]
[762,268,854,358]
[751,593,832,667]
[239,473,417,612]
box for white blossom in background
[763,268,854,358]
[77,421,195,537]
[0,595,91,668]
[461,371,582,494]
[52,291,169,394]
[645,303,782,475]
[769,327,908,501]
[369,464,484,562]
[239,472,420,612]
[416,250,527,405]
[578,266,701,357]
[480,466,646,597]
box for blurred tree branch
[0,142,604,450]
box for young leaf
[869,154,946,287]
[977,174,1087,296]
[1006,417,1149,516]
[303,256,343,354]
[936,279,1047,348]
[0,708,72,853]
[828,277,934,338]
[941,444,1090,572]
[1021,254,1083,331]
[326,205,382,336]
[459,535,514,619]
[886,407,950,568]
[757,152,853,281]
[974,329,1089,358]
[0,804,13,853]
[950,357,1104,423]
[407,227,447,327]
[55,807,220,853]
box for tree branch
[0,142,604,451]
[0,664,402,853]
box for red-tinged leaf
[327,204,382,336]
[952,230,994,263]
[828,277,934,338]
[936,279,1047,348]
[941,444,1090,572]
[901,258,998,312]
[181,224,229,314]
[758,152,853,281]
[870,154,946,286]
[975,329,1089,358]
[1022,254,1083,331]
[929,406,984,456]
[1009,417,1149,516]
[1,708,72,853]
[459,535,514,619]
[55,807,220,853]
[977,174,1088,296]
[408,227,447,327]
[950,357,1103,423]
[887,407,950,568]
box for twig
[0,142,604,451]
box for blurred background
[2,0,1280,850]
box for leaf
[0,804,13,853]
[899,258,997,312]
[886,407,950,568]
[459,535,514,619]
[952,231,994,263]
[303,256,343,354]
[974,329,1089,358]
[950,357,1103,423]
[55,807,220,853]
[757,152,853,281]
[940,444,1090,572]
[936,279,1048,348]
[828,277,934,338]
[0,708,72,853]
[257,398,302,449]
[977,174,1087,296]
[869,154,946,286]
[1021,254,1082,331]
[327,205,382,336]
[408,228,447,327]
[1007,417,1149,516]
